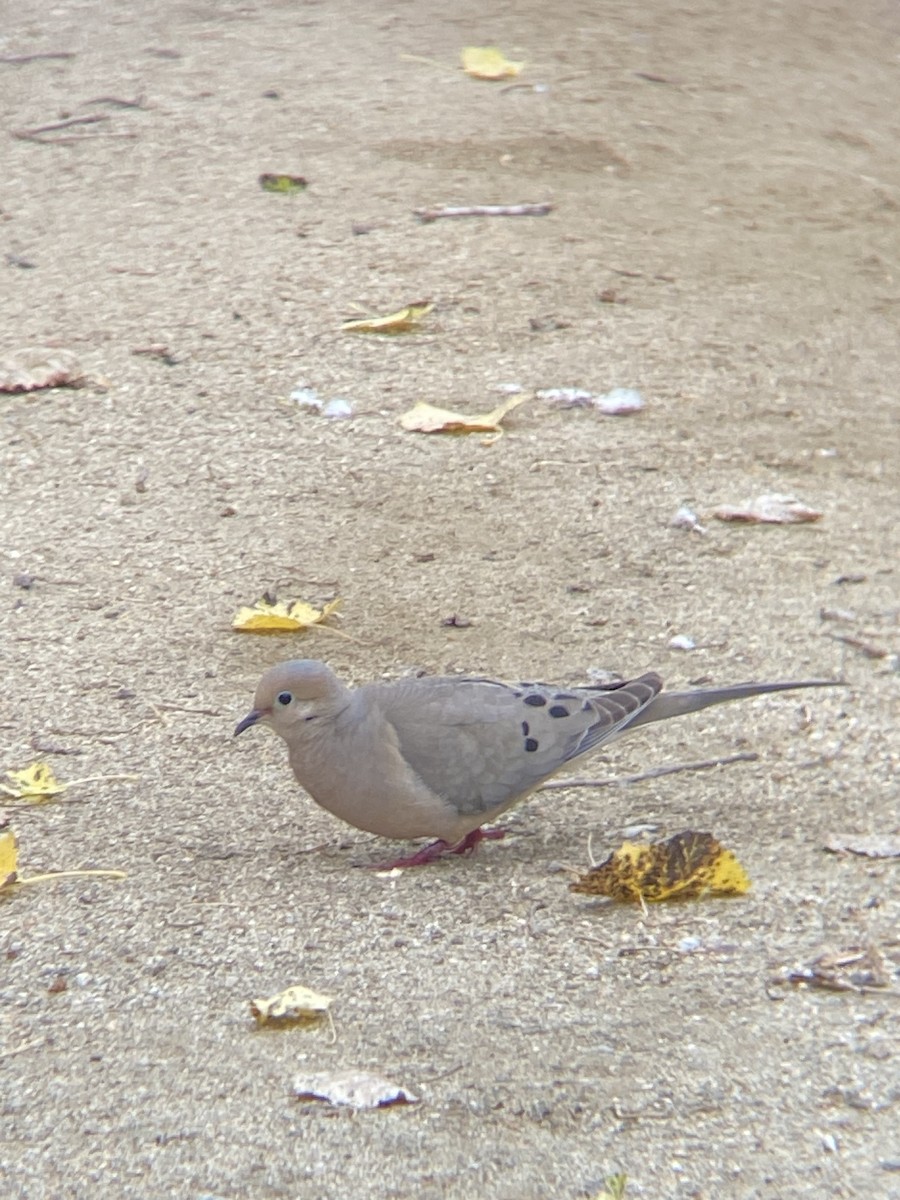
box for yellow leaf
[399,393,528,435]
[571,831,751,903]
[461,46,525,80]
[250,985,334,1027]
[0,830,18,889]
[258,173,308,193]
[232,597,342,634]
[1,762,67,801]
[342,302,433,334]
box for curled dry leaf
[342,302,433,334]
[293,1069,419,1109]
[400,392,527,436]
[774,944,894,994]
[824,834,900,859]
[571,830,750,903]
[712,494,822,525]
[232,597,342,634]
[461,46,524,80]
[1,763,66,801]
[250,985,333,1027]
[0,347,84,393]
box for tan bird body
[235,659,837,867]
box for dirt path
[2,2,898,1197]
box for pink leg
[368,826,507,870]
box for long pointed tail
[624,679,842,731]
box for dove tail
[624,679,841,730]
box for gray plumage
[235,660,838,864]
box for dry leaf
[775,944,893,993]
[342,302,433,334]
[0,347,84,393]
[0,830,18,889]
[399,393,527,435]
[293,1069,419,1109]
[259,173,308,193]
[461,46,525,80]
[571,830,751,902]
[712,494,822,524]
[824,834,900,859]
[250,985,333,1027]
[232,597,342,634]
[1,762,67,801]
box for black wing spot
[548,705,570,718]
[524,737,539,752]
[581,700,593,712]
[521,720,530,736]
[524,693,547,707]
[553,692,578,701]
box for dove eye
[276,691,293,707]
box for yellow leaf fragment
[461,46,525,80]
[251,985,334,1027]
[399,392,528,435]
[259,173,308,193]
[571,830,751,903]
[0,830,18,889]
[1,762,67,801]
[342,302,433,334]
[232,597,342,634]
[594,1175,628,1200]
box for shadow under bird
[235,659,839,868]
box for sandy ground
[2,1,899,1197]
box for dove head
[234,660,349,739]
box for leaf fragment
[0,347,84,393]
[293,1069,419,1109]
[0,830,18,890]
[774,944,893,993]
[232,597,342,634]
[259,173,308,193]
[399,392,527,435]
[712,494,822,524]
[824,834,900,859]
[461,46,525,80]
[1,762,67,801]
[571,830,751,903]
[342,302,433,334]
[250,985,333,1027]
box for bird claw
[367,826,508,870]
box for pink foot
[368,826,507,870]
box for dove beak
[234,708,266,736]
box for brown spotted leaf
[571,830,751,903]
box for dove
[235,659,839,868]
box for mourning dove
[235,659,839,867]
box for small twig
[414,202,554,223]
[154,703,223,717]
[16,868,127,886]
[540,751,759,791]
[14,114,108,140]
[83,94,147,109]
[417,1062,464,1085]
[0,52,75,65]
[828,633,888,660]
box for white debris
[323,397,354,419]
[290,386,323,413]
[670,505,707,534]
[538,386,645,415]
[668,634,696,651]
